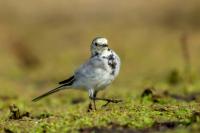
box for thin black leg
[95,97,122,103]
[92,91,97,110]
[93,99,96,110]
[88,91,97,111]
[87,102,93,112]
[94,97,122,107]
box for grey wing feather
[73,56,109,89]
[75,57,107,78]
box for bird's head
[91,37,109,56]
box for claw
[102,101,110,107]
[106,99,123,103]
[102,99,123,107]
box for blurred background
[0,0,200,99]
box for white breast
[73,49,121,91]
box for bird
[32,37,122,110]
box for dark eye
[95,43,98,46]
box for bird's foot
[87,102,97,112]
[101,99,123,107]
[87,102,93,112]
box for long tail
[32,76,75,102]
[32,85,66,102]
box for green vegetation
[1,88,200,132]
[1,0,200,132]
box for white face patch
[91,37,109,56]
[95,38,108,45]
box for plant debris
[35,112,52,119]
[141,88,200,103]
[140,88,163,103]
[71,97,85,104]
[163,91,200,102]
[9,105,30,120]
[141,88,154,98]
[4,128,14,133]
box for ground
[1,1,200,133]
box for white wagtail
[32,37,121,110]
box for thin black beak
[102,44,108,47]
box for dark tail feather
[59,75,75,84]
[32,84,66,102]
